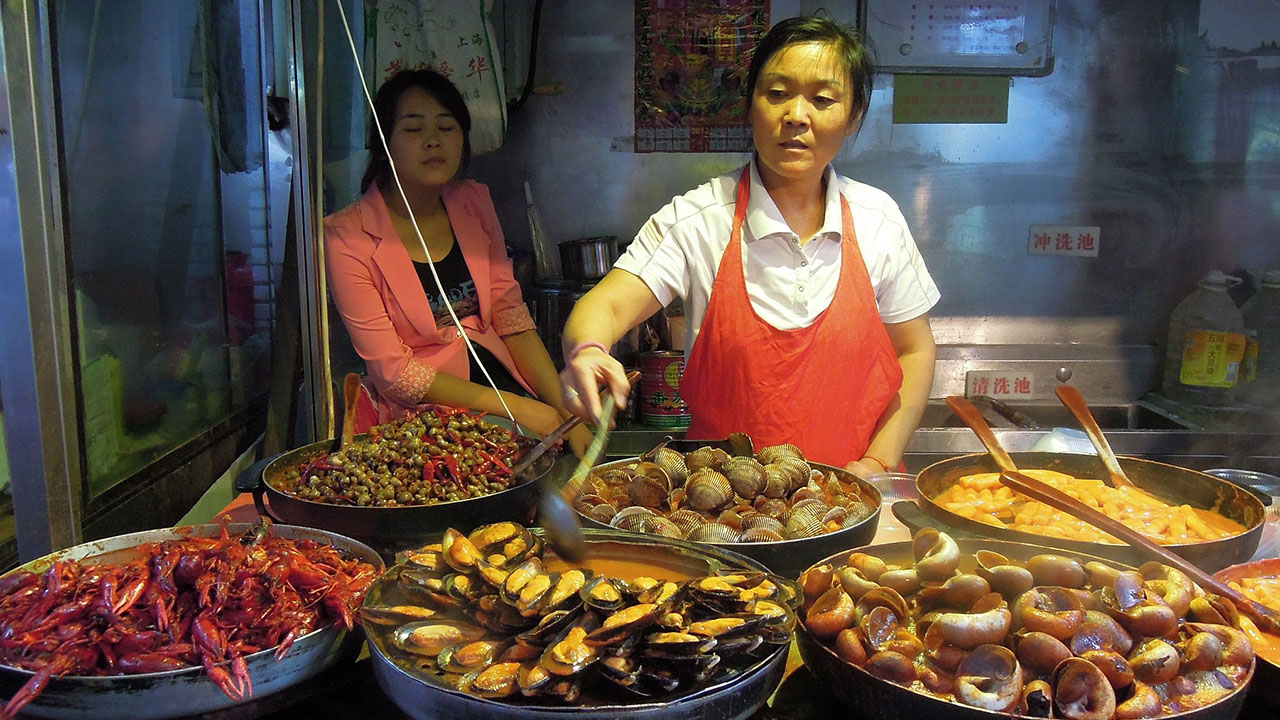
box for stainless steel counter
[605,420,1280,476]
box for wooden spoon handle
[340,372,361,450]
[998,467,1280,636]
[1055,385,1135,490]
[945,396,1017,471]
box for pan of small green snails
[236,407,556,557]
[794,526,1255,720]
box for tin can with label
[638,351,690,429]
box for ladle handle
[997,467,1280,636]
[1055,385,1134,490]
[945,396,1018,471]
[340,372,361,451]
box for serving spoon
[946,394,1280,636]
[1054,385,1137,491]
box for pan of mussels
[573,436,881,581]
[358,521,796,720]
[794,527,1256,720]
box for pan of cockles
[794,526,1256,720]
[0,520,382,719]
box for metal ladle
[946,394,1280,636]
[538,389,622,563]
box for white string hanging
[333,0,516,424]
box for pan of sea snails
[794,527,1255,720]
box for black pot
[558,236,618,280]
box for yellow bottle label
[1242,333,1259,383]
[1179,330,1246,387]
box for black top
[414,243,525,396]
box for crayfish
[0,518,377,718]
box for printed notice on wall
[1028,225,1101,257]
[892,75,1009,124]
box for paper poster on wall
[634,0,769,153]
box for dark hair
[360,70,472,193]
[744,16,876,129]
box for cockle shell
[687,522,740,543]
[643,447,689,487]
[668,509,708,537]
[757,443,804,465]
[721,456,766,499]
[610,506,656,532]
[685,469,734,512]
[684,446,729,473]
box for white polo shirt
[615,161,941,351]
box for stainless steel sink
[917,399,1194,430]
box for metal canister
[638,350,690,429]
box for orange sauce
[543,543,710,582]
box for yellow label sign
[1179,330,1246,387]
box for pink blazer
[324,182,537,421]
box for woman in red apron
[559,16,939,476]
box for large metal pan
[235,416,556,559]
[1214,557,1280,713]
[364,528,787,720]
[795,537,1255,720]
[0,523,382,720]
[912,452,1265,572]
[579,457,880,582]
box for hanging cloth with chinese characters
[367,0,507,154]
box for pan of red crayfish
[236,408,558,559]
[0,522,383,720]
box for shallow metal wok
[364,528,788,720]
[235,416,556,559]
[795,537,1255,720]
[912,451,1265,572]
[0,523,382,720]
[1214,557,1280,713]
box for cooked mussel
[580,575,627,612]
[358,604,438,626]
[438,639,506,674]
[460,661,522,698]
[541,626,599,676]
[392,619,488,656]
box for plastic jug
[1160,270,1247,406]
[1241,270,1280,407]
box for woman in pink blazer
[325,70,589,453]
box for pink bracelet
[567,341,609,361]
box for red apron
[681,167,903,467]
